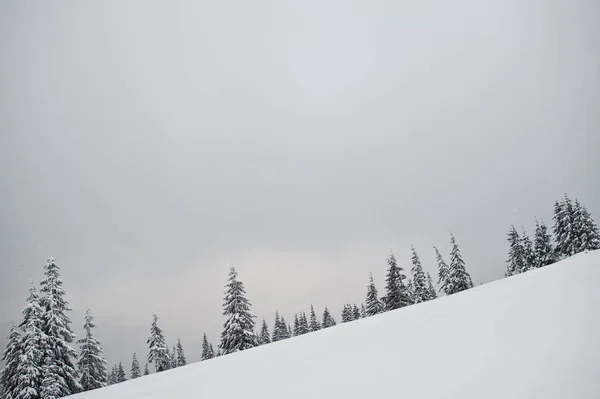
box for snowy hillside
[72,250,600,399]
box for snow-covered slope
[73,250,600,399]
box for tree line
[1,194,598,398]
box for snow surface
[73,250,600,399]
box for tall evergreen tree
[143,363,149,376]
[39,257,81,397]
[309,305,321,332]
[175,339,186,367]
[116,362,126,383]
[297,312,309,335]
[76,309,107,391]
[258,320,270,345]
[506,226,525,277]
[147,314,169,372]
[130,353,141,379]
[322,307,336,328]
[272,311,284,342]
[383,253,410,310]
[574,201,600,252]
[365,273,385,317]
[533,219,556,268]
[201,333,214,360]
[553,195,576,258]
[434,246,450,295]
[0,325,21,399]
[410,246,429,303]
[426,273,437,300]
[220,267,258,354]
[446,234,474,294]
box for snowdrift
[73,250,600,399]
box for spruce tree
[39,257,81,397]
[169,344,178,369]
[107,366,117,385]
[383,253,410,310]
[176,339,186,367]
[574,201,600,252]
[521,228,536,272]
[410,247,429,303]
[352,304,360,320]
[201,333,214,360]
[130,353,141,379]
[360,304,366,318]
[293,314,300,336]
[553,195,576,258]
[143,363,149,376]
[219,267,258,354]
[272,311,283,342]
[406,279,415,304]
[76,309,108,391]
[147,314,169,372]
[322,307,336,328]
[506,226,525,277]
[426,273,437,300]
[341,304,353,323]
[116,362,126,383]
[258,320,270,345]
[281,317,291,339]
[447,234,474,294]
[209,344,215,358]
[365,273,385,317]
[534,219,556,268]
[309,305,321,332]
[297,312,309,335]
[434,246,450,295]
[1,325,21,399]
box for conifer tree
[297,312,309,335]
[201,333,214,360]
[406,279,415,304]
[553,195,576,258]
[219,267,258,354]
[272,311,283,342]
[383,253,410,310]
[365,273,385,317]
[281,317,291,339]
[521,228,536,272]
[143,363,149,376]
[410,246,429,303]
[341,304,353,323]
[506,226,525,277]
[309,305,321,332]
[130,353,141,379]
[322,307,336,328]
[175,339,186,367]
[209,344,215,358]
[434,246,450,295]
[293,314,300,336]
[76,309,108,391]
[169,345,178,369]
[574,201,600,252]
[147,314,169,372]
[360,304,366,318]
[426,273,437,300]
[258,320,270,345]
[352,304,360,320]
[446,234,474,294]
[107,366,117,385]
[116,362,126,383]
[286,321,293,339]
[0,325,21,399]
[534,219,556,268]
[39,257,81,397]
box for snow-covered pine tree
[309,305,321,332]
[0,325,21,399]
[209,344,215,358]
[383,253,411,310]
[506,226,525,277]
[574,201,600,252]
[201,333,214,360]
[426,273,437,300]
[406,279,415,304]
[147,314,169,372]
[107,366,117,385]
[175,339,186,367]
[76,309,108,391]
[341,304,352,323]
[322,307,336,328]
[352,304,360,320]
[219,267,258,354]
[553,195,576,258]
[143,363,149,376]
[39,257,81,397]
[365,273,385,317]
[272,311,283,342]
[410,246,429,303]
[533,219,556,268]
[286,321,293,339]
[116,362,126,383]
[299,312,309,335]
[434,246,450,295]
[360,304,366,318]
[446,234,474,294]
[130,353,141,379]
[169,344,178,369]
[258,320,270,345]
[521,228,536,272]
[281,317,291,339]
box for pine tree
[446,234,474,294]
[506,226,525,277]
[107,366,117,385]
[365,273,385,317]
[116,362,126,383]
[406,279,415,304]
[309,305,321,332]
[521,228,536,272]
[434,246,450,295]
[533,219,556,268]
[175,339,186,367]
[322,307,336,328]
[39,257,81,397]
[341,304,353,323]
[292,314,300,336]
[130,353,141,379]
[410,246,429,303]
[143,363,149,376]
[352,304,360,320]
[169,344,178,369]
[272,311,283,342]
[553,195,576,258]
[383,253,410,310]
[258,320,270,345]
[574,201,600,252]
[0,325,21,399]
[220,267,258,354]
[76,309,108,391]
[360,304,366,318]
[147,314,169,372]
[426,273,437,300]
[201,333,214,360]
[297,312,309,335]
[209,344,215,358]
[281,317,291,339]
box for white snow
[73,250,600,399]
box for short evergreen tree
[116,362,126,383]
[322,307,336,328]
[219,267,258,354]
[272,311,284,342]
[365,273,385,317]
[434,246,450,295]
[169,344,178,369]
[506,226,525,276]
[143,363,149,376]
[175,339,186,367]
[553,195,576,258]
[39,257,81,397]
[76,309,108,391]
[522,228,536,272]
[309,305,321,332]
[533,219,556,267]
[0,325,22,399]
[352,304,360,320]
[410,247,429,303]
[147,314,169,372]
[209,344,215,358]
[281,317,291,339]
[383,253,411,310]
[341,304,353,323]
[201,333,214,360]
[360,304,366,318]
[574,201,600,252]
[292,314,300,336]
[426,273,437,300]
[446,234,474,294]
[107,366,117,385]
[297,312,309,335]
[130,353,141,379]
[258,320,270,345]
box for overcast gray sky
[1,0,599,368]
